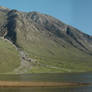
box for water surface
[0,72,92,92]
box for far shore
[0,81,91,87]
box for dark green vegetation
[0,6,92,73]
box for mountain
[0,6,92,73]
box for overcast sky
[0,0,92,35]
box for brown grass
[0,81,91,87]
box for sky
[0,0,92,35]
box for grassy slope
[27,45,92,73]
[0,38,20,73]
[16,28,92,73]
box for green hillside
[0,38,20,73]
[0,7,92,73]
[17,32,92,73]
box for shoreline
[0,81,91,87]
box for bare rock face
[0,7,92,54]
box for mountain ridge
[4,9,92,53]
[0,7,92,73]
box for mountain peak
[0,6,92,73]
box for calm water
[0,72,92,92]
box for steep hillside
[0,6,92,73]
[0,38,20,73]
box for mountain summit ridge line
[0,6,92,73]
